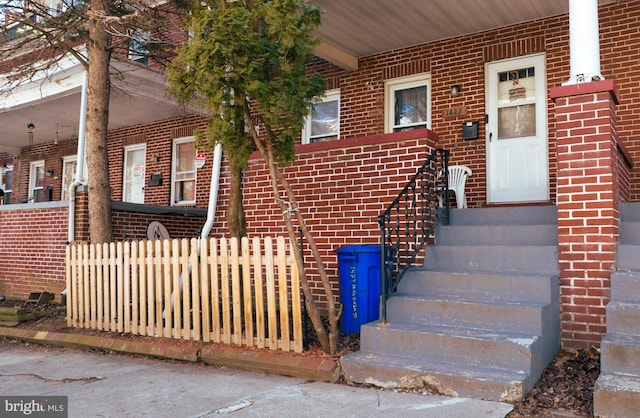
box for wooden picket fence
[65,236,304,352]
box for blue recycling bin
[336,245,382,334]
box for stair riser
[615,245,640,271]
[359,324,540,371]
[620,222,640,245]
[340,355,531,402]
[610,271,640,302]
[436,224,557,246]
[424,246,558,275]
[449,206,557,226]
[605,302,640,335]
[594,376,640,418]
[398,271,558,304]
[601,340,640,375]
[386,297,548,335]
[621,202,640,222]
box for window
[303,89,340,144]
[171,137,196,206]
[29,160,45,202]
[385,74,431,133]
[129,31,149,65]
[61,156,77,201]
[1,165,13,204]
[122,144,146,204]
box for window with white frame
[384,74,431,133]
[171,137,196,206]
[302,89,340,144]
[1,164,13,204]
[61,155,77,201]
[29,160,45,202]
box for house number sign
[442,105,467,120]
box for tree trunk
[86,0,113,244]
[244,103,339,354]
[226,160,247,239]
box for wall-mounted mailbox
[462,121,479,140]
[148,172,163,186]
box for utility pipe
[67,72,89,242]
[200,143,223,239]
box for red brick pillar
[550,80,621,349]
[73,185,90,242]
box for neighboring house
[1,0,639,411]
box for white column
[565,0,603,85]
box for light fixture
[27,122,35,145]
[450,84,461,98]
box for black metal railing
[378,148,449,322]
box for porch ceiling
[309,0,611,70]
[0,59,195,155]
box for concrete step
[616,244,640,271]
[449,205,557,226]
[594,373,640,418]
[610,271,640,302]
[605,301,640,335]
[436,224,557,246]
[620,201,640,222]
[620,221,640,245]
[398,270,558,304]
[339,350,536,402]
[423,245,558,275]
[601,334,640,376]
[386,294,552,335]
[359,321,544,373]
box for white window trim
[29,160,45,202]
[302,89,340,144]
[171,136,197,207]
[384,73,431,133]
[61,155,77,201]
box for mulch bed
[1,299,599,416]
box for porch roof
[0,56,196,155]
[309,0,613,70]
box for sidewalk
[0,323,514,417]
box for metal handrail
[378,148,449,323]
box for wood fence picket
[66,236,304,352]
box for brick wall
[207,129,439,306]
[0,204,68,301]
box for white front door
[123,144,146,204]
[486,54,548,203]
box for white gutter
[200,143,223,239]
[67,72,89,242]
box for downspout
[67,72,89,243]
[200,143,223,239]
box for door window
[61,156,77,201]
[123,144,146,204]
[29,160,45,202]
[497,67,537,139]
[1,165,12,204]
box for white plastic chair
[441,165,472,208]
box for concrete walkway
[0,327,513,417]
